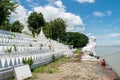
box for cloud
[93,11,104,17]
[28,3,39,8]
[10,5,28,25]
[99,33,120,39]
[54,0,65,8]
[12,0,20,3]
[74,26,85,32]
[98,39,120,46]
[10,5,31,34]
[93,10,112,17]
[97,33,120,46]
[76,0,95,3]
[33,0,84,31]
[25,0,31,2]
[107,33,120,37]
[10,0,84,32]
[86,33,92,36]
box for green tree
[27,12,45,37]
[64,32,88,48]
[42,22,51,38]
[48,18,66,41]
[0,0,17,26]
[10,20,24,33]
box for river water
[96,46,120,77]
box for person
[89,53,100,59]
[89,53,93,56]
[100,59,106,66]
[96,56,100,59]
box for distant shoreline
[97,45,120,47]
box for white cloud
[54,0,65,8]
[86,33,92,36]
[10,5,28,25]
[10,0,84,32]
[76,0,95,3]
[33,0,84,31]
[97,33,120,46]
[93,11,104,17]
[10,5,31,34]
[99,33,120,39]
[93,10,112,17]
[107,33,120,37]
[74,26,85,32]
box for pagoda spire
[38,28,46,38]
[22,26,32,35]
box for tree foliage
[42,22,51,38]
[10,20,24,33]
[47,18,66,41]
[0,0,17,25]
[27,12,45,35]
[0,20,24,33]
[64,32,88,48]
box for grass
[12,55,71,80]
[32,49,83,75]
[73,49,83,61]
[27,49,83,80]
[26,73,38,80]
[33,55,71,74]
[74,49,82,54]
[26,55,71,80]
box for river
[96,46,120,77]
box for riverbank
[34,61,107,80]
[28,50,113,80]
[96,46,120,77]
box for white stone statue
[82,36,97,56]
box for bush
[7,47,12,53]
[13,44,17,51]
[22,57,33,66]
[74,49,81,54]
[52,54,56,62]
[22,58,27,64]
[48,45,51,50]
[28,57,34,65]
[30,43,32,47]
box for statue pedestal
[81,54,96,61]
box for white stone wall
[0,30,73,70]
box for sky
[10,0,120,46]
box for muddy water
[96,46,120,77]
